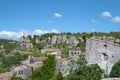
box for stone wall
[92,36,120,44]
[56,56,79,76]
[101,78,120,80]
[0,72,13,80]
[85,38,120,74]
[10,65,32,79]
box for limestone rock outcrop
[17,35,33,49]
[50,36,79,46]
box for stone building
[10,56,46,79]
[10,65,32,79]
[101,78,120,80]
[56,56,80,76]
[41,48,61,58]
[68,47,81,58]
[0,72,13,80]
[0,45,4,49]
[85,38,120,74]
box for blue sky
[0,0,120,39]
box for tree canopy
[110,60,120,77]
[27,55,56,80]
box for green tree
[28,55,56,80]
[66,64,103,80]
[76,55,87,67]
[110,60,120,77]
[11,77,23,80]
[52,72,64,80]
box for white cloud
[91,19,99,23]
[112,16,120,23]
[33,29,59,35]
[101,11,112,18]
[0,29,59,40]
[0,31,23,40]
[50,29,59,33]
[34,29,48,35]
[54,13,62,18]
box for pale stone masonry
[101,78,120,80]
[56,55,80,76]
[10,57,46,79]
[0,72,13,80]
[85,38,120,74]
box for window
[19,70,23,75]
[102,53,108,61]
[104,44,107,48]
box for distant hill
[0,39,17,51]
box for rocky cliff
[50,35,79,46]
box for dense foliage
[66,64,103,80]
[0,52,28,73]
[27,55,56,80]
[66,55,103,80]
[0,39,16,52]
[11,77,23,80]
[110,60,120,77]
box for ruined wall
[85,38,120,74]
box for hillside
[0,31,120,74]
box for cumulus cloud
[0,31,24,40]
[0,29,59,40]
[53,13,62,18]
[101,11,112,18]
[33,29,59,35]
[50,29,59,33]
[91,19,99,23]
[112,16,120,23]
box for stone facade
[0,72,13,80]
[10,65,32,79]
[85,38,120,74]
[10,57,46,79]
[41,48,61,58]
[0,45,4,49]
[92,36,120,44]
[101,78,120,80]
[56,56,79,76]
[68,47,81,58]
